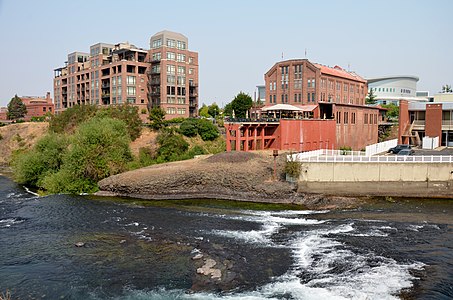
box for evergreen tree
[441,84,452,93]
[149,107,166,130]
[365,89,377,105]
[7,95,27,120]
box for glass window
[167,52,176,60]
[152,39,162,49]
[177,53,186,62]
[167,65,175,74]
[127,76,136,85]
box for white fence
[365,139,398,156]
[296,155,453,163]
[290,149,367,161]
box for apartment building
[53,30,198,120]
[225,59,378,151]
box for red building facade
[225,59,378,152]
[0,93,54,121]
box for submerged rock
[75,242,85,247]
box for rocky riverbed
[97,151,361,210]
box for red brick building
[0,93,54,121]
[225,59,379,152]
[53,30,199,121]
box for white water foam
[0,218,25,228]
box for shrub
[48,104,98,134]
[284,154,301,179]
[179,118,198,137]
[42,117,133,194]
[149,107,166,130]
[196,119,219,141]
[156,129,189,162]
[96,104,142,141]
[11,133,68,187]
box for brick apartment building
[53,30,198,121]
[0,92,54,121]
[225,59,379,152]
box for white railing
[290,149,367,161]
[365,139,398,156]
[296,155,453,163]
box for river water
[0,174,452,299]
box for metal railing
[289,150,453,163]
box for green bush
[197,119,219,141]
[179,118,198,137]
[42,117,133,194]
[96,104,142,141]
[11,133,68,187]
[163,117,186,125]
[156,129,189,162]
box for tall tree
[223,103,233,117]
[441,84,452,93]
[365,89,377,104]
[230,92,253,118]
[198,104,210,118]
[207,103,220,118]
[7,95,27,120]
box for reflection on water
[0,175,452,299]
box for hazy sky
[0,0,452,107]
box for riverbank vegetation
[9,105,225,194]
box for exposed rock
[75,242,85,247]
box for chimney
[46,92,51,101]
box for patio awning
[293,105,317,112]
[261,104,304,111]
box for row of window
[166,107,186,115]
[335,112,378,125]
[167,75,186,85]
[268,93,316,103]
[164,96,186,104]
[370,87,412,94]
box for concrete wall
[299,162,453,182]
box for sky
[0,0,452,107]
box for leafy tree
[196,119,219,141]
[7,95,27,120]
[230,92,253,118]
[382,103,399,120]
[223,103,233,117]
[208,103,220,118]
[441,84,452,93]
[149,107,166,130]
[365,89,377,104]
[198,104,210,118]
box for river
[0,174,452,299]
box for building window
[167,52,176,60]
[152,52,161,61]
[307,79,311,88]
[166,39,176,48]
[344,112,348,124]
[177,41,186,50]
[178,66,186,75]
[307,93,310,102]
[189,57,193,64]
[189,68,194,75]
[364,113,368,124]
[152,39,162,49]
[177,53,186,62]
[127,97,135,104]
[336,111,341,124]
[167,65,176,74]
[127,86,136,96]
[177,108,186,114]
[166,107,176,114]
[312,93,315,102]
[167,75,176,84]
[351,112,356,124]
[127,76,136,85]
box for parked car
[397,149,415,156]
[388,144,411,154]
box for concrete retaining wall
[299,162,453,182]
[297,162,453,198]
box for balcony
[101,93,110,98]
[189,82,198,87]
[101,83,110,88]
[150,80,160,86]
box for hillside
[0,122,48,165]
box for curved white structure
[367,76,425,105]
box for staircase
[402,120,421,146]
